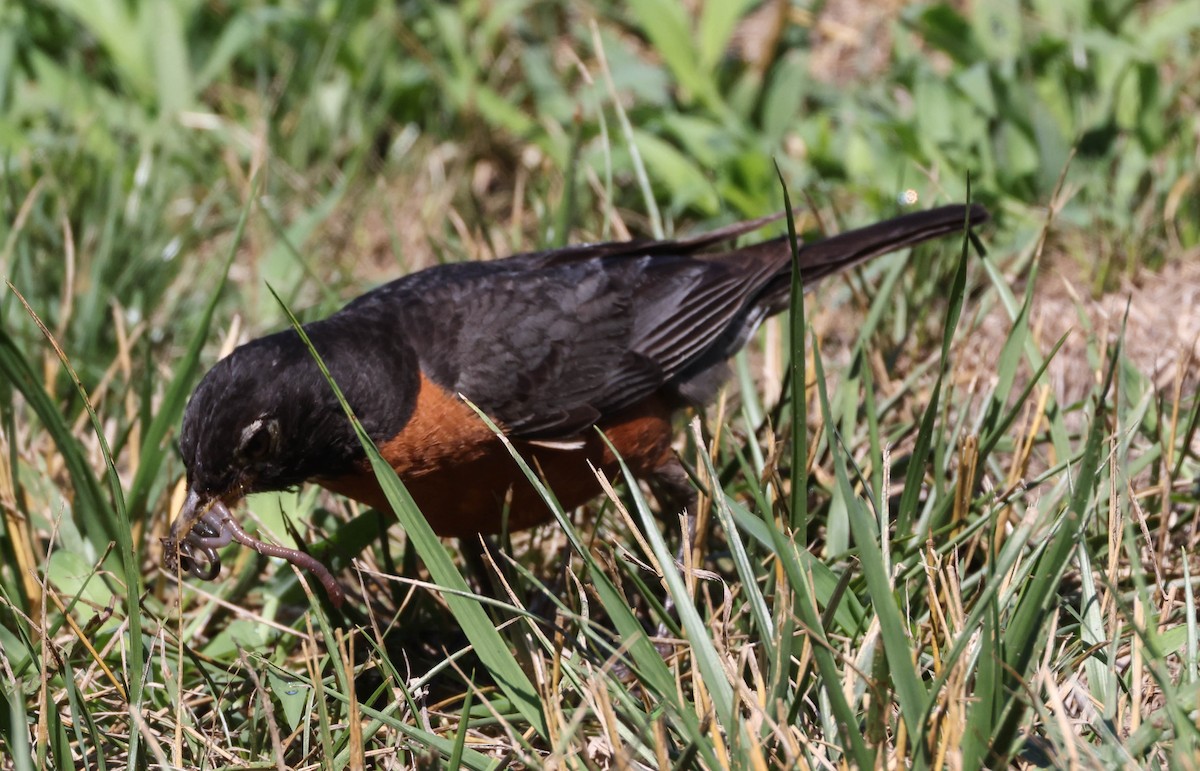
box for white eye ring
[238,417,278,458]
[239,419,263,447]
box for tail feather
[746,203,988,315]
[797,203,988,282]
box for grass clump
[2,1,1199,768]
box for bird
[165,202,988,605]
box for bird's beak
[169,488,206,546]
[163,488,234,581]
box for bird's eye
[238,418,278,462]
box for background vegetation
[2,0,1199,768]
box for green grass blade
[455,402,718,766]
[988,333,1119,762]
[961,598,1002,768]
[146,0,192,115]
[811,333,929,755]
[592,22,664,239]
[898,204,976,537]
[447,671,474,769]
[0,329,112,541]
[597,432,735,725]
[692,424,773,642]
[765,511,872,766]
[698,0,755,72]
[6,288,146,766]
[775,162,809,538]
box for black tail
[658,202,987,405]
[797,203,988,283]
[745,203,988,315]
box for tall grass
[2,1,1198,768]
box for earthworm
[166,499,345,607]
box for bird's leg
[648,454,700,570]
[459,534,505,599]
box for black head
[179,315,420,505]
[168,313,417,589]
[182,335,336,501]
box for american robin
[165,203,988,605]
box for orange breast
[319,373,677,537]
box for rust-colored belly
[319,373,676,537]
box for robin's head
[169,330,341,581]
[179,331,349,502]
[179,317,420,499]
[169,318,418,579]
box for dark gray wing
[345,252,781,438]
